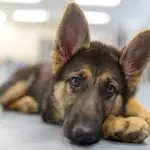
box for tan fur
[54,81,66,121]
[0,75,34,105]
[82,67,92,79]
[98,71,112,82]
[53,80,80,121]
[65,68,92,82]
[6,96,38,113]
[51,51,64,75]
[102,115,149,142]
[125,97,150,126]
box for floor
[0,82,149,150]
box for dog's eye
[70,77,82,87]
[106,85,115,93]
[105,84,116,99]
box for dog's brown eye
[70,77,82,87]
[105,85,116,99]
[106,85,115,93]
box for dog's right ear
[120,30,150,94]
[51,2,90,75]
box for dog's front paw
[102,115,150,143]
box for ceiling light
[0,11,7,26]
[13,9,50,23]
[75,0,121,7]
[1,0,40,4]
[84,11,110,25]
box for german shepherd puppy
[0,2,150,145]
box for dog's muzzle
[71,124,101,145]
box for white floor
[0,111,149,150]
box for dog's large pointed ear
[51,2,90,75]
[120,30,150,93]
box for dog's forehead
[88,42,120,62]
[77,42,120,65]
[60,42,122,78]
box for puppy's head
[51,2,150,145]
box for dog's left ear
[51,2,90,75]
[120,30,150,93]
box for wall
[0,22,120,63]
[0,22,57,63]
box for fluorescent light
[0,11,7,25]
[13,9,50,23]
[84,11,110,25]
[2,0,40,4]
[75,0,121,7]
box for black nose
[72,124,100,144]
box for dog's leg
[5,96,39,114]
[125,97,150,126]
[0,72,34,106]
[102,115,150,142]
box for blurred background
[0,0,149,84]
